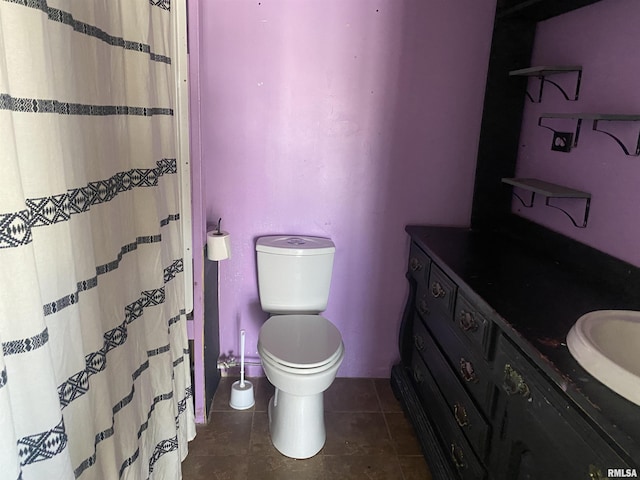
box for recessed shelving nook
[538,113,640,155]
[408,3,640,478]
[506,64,640,228]
[501,177,591,228]
[509,65,582,103]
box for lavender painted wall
[513,0,640,266]
[195,0,496,377]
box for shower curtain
[0,1,195,479]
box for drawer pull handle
[431,281,446,299]
[418,299,430,316]
[413,368,424,384]
[410,257,423,272]
[453,402,469,427]
[450,443,467,470]
[413,334,425,351]
[589,465,604,480]
[459,310,478,332]
[459,358,477,383]
[503,364,530,398]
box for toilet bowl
[258,314,344,459]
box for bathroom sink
[567,310,640,406]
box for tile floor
[181,377,432,480]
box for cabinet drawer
[454,293,491,359]
[493,335,636,477]
[428,263,457,315]
[422,308,494,412]
[411,348,486,480]
[408,242,430,283]
[414,283,431,320]
[414,316,490,460]
[493,334,548,401]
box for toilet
[256,235,344,459]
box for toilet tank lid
[256,236,335,256]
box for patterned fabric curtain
[0,1,195,479]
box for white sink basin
[567,310,640,406]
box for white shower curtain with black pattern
[0,1,195,479]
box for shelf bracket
[526,70,582,103]
[508,191,590,229]
[544,197,591,229]
[511,190,536,208]
[538,116,583,152]
[592,119,640,156]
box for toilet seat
[258,315,343,371]
[260,344,344,375]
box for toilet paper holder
[207,218,231,261]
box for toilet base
[268,388,325,459]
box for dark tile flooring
[181,377,432,480]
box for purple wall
[514,0,640,266]
[194,0,496,377]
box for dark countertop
[406,225,640,465]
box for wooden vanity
[392,1,640,476]
[391,224,640,479]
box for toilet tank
[256,236,335,314]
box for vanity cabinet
[392,226,640,480]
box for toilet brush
[229,329,255,410]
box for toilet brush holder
[230,379,255,410]
[229,329,255,410]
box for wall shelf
[538,113,640,155]
[501,177,591,228]
[509,65,582,103]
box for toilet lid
[258,315,343,369]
